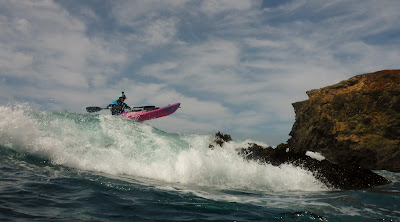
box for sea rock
[288,70,400,172]
[210,132,390,189]
[209,131,232,149]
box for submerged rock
[210,132,390,190]
[288,70,400,172]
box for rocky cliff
[288,70,400,172]
[210,132,390,189]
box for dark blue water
[1,106,399,221]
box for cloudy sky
[1,0,399,144]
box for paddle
[86,107,107,113]
[86,106,156,113]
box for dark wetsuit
[108,99,130,115]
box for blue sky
[0,0,399,145]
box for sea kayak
[119,103,180,122]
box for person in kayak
[107,92,134,115]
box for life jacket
[108,99,129,115]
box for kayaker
[107,92,134,115]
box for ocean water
[0,104,399,221]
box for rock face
[288,70,400,172]
[211,132,390,190]
[208,70,399,189]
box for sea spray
[0,104,328,192]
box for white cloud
[0,0,127,90]
[244,38,285,49]
[112,0,188,27]
[140,39,243,95]
[143,18,177,46]
[0,0,399,145]
[200,0,258,15]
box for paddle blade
[86,107,104,113]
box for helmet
[119,91,126,99]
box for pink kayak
[119,103,180,122]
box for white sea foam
[306,151,326,161]
[0,104,329,192]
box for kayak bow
[119,103,180,122]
